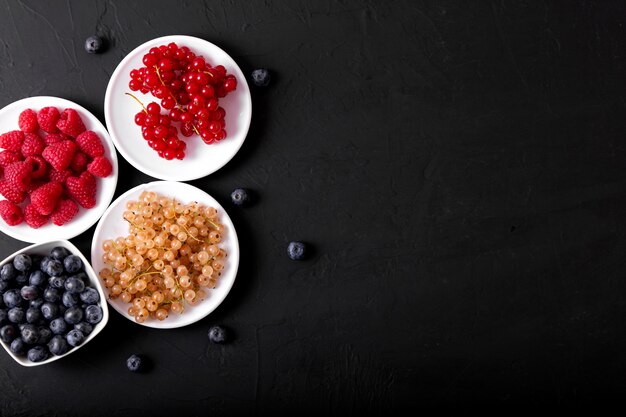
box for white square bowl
[0,240,109,367]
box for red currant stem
[154,65,200,135]
[125,92,148,113]
[202,71,214,78]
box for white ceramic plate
[0,240,109,367]
[90,181,239,329]
[104,35,252,181]
[0,96,118,243]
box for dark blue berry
[15,274,28,285]
[49,275,66,289]
[79,287,99,305]
[39,256,51,271]
[20,324,39,344]
[29,270,47,287]
[49,317,68,335]
[29,298,44,309]
[74,322,93,336]
[64,306,83,325]
[3,289,22,308]
[230,188,250,206]
[64,276,85,294]
[43,260,63,277]
[9,337,25,355]
[20,285,39,301]
[287,241,307,260]
[41,302,59,320]
[7,307,25,324]
[43,287,61,303]
[126,354,143,372]
[66,329,84,347]
[25,307,41,324]
[13,254,32,272]
[0,324,16,343]
[63,255,82,274]
[50,247,70,261]
[84,305,102,324]
[27,345,49,362]
[85,35,103,54]
[37,326,52,344]
[251,68,271,87]
[0,309,7,325]
[0,263,16,281]
[208,325,228,344]
[62,291,80,308]
[48,335,69,355]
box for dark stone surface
[0,0,625,413]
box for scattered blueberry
[126,354,143,372]
[25,307,41,324]
[62,291,80,308]
[84,305,103,324]
[208,325,228,344]
[287,241,307,260]
[65,276,85,294]
[251,68,271,87]
[0,264,16,281]
[3,289,22,308]
[49,318,68,335]
[28,270,46,287]
[84,35,103,54]
[64,306,83,325]
[29,298,44,309]
[20,285,39,301]
[50,247,70,261]
[230,188,251,206]
[43,260,63,277]
[66,329,85,347]
[9,337,25,355]
[27,346,48,362]
[41,302,59,320]
[79,287,99,305]
[48,335,69,356]
[13,254,32,272]
[20,324,39,344]
[0,324,15,343]
[43,287,61,303]
[63,256,82,274]
[7,307,25,324]
[37,327,52,344]
[49,275,66,289]
[74,322,93,336]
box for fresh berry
[42,140,77,171]
[42,260,63,277]
[0,180,26,204]
[43,287,61,303]
[287,241,307,260]
[37,107,60,134]
[3,161,32,191]
[79,287,99,305]
[87,156,112,177]
[28,270,46,287]
[64,306,83,324]
[7,307,24,324]
[27,346,49,362]
[21,133,45,157]
[40,302,59,320]
[62,291,79,308]
[230,188,250,206]
[56,109,86,138]
[48,169,72,184]
[24,204,49,228]
[30,181,63,215]
[43,133,66,145]
[64,276,85,294]
[0,200,23,225]
[70,151,89,173]
[75,131,104,157]
[24,156,47,179]
[20,286,38,301]
[84,305,103,324]
[51,199,78,226]
[126,354,143,372]
[48,335,69,355]
[0,324,16,343]
[20,324,39,344]
[208,325,228,344]
[85,35,103,54]
[0,264,17,282]
[2,289,22,308]
[18,109,38,133]
[13,254,32,272]
[65,329,84,347]
[251,68,271,87]
[66,171,96,209]
[0,130,25,152]
[50,247,70,261]
[0,150,22,167]
[25,307,41,323]
[10,338,25,355]
[63,255,82,274]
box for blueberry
[0,263,16,281]
[64,306,83,325]
[208,325,228,344]
[20,324,39,344]
[9,337,25,355]
[13,254,32,272]
[63,255,82,274]
[29,270,47,287]
[49,275,66,289]
[7,307,25,324]
[40,256,51,271]
[79,287,99,305]
[251,68,271,87]
[126,354,143,372]
[37,326,52,344]
[84,35,103,54]
[25,307,41,324]
[65,276,85,294]
[3,289,22,308]
[48,335,69,355]
[0,324,16,343]
[230,188,250,206]
[0,309,7,325]
[66,329,85,347]
[62,291,80,308]
[29,298,44,309]
[27,345,49,362]
[41,302,59,320]
[15,273,28,285]
[43,287,61,303]
[50,247,70,261]
[74,322,93,336]
[20,285,39,301]
[84,305,102,324]
[287,241,307,260]
[44,260,63,277]
[49,317,68,335]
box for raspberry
[18,109,39,133]
[25,180,45,194]
[0,200,24,226]
[24,204,49,228]
[0,180,25,204]
[43,133,68,146]
[51,199,79,226]
[75,131,104,157]
[66,171,96,209]
[0,150,23,167]
[0,130,25,152]
[24,155,47,179]
[48,169,72,184]
[3,161,32,192]
[37,107,60,134]
[87,156,112,177]
[56,108,86,138]
[42,140,76,171]
[21,132,45,157]
[30,181,63,215]
[70,151,89,173]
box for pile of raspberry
[0,107,112,228]
[128,42,237,160]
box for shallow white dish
[0,240,109,367]
[90,181,239,329]
[0,96,119,243]
[104,35,252,181]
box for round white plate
[0,96,119,243]
[90,181,239,329]
[104,35,252,181]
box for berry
[37,326,52,344]
[70,151,89,173]
[0,324,16,343]
[48,168,72,184]
[79,287,99,305]
[251,68,270,87]
[7,307,25,324]
[27,345,48,362]
[50,247,70,261]
[64,306,83,325]
[230,188,250,206]
[21,133,45,157]
[43,140,77,171]
[56,108,86,138]
[43,287,61,303]
[0,150,22,167]
[41,302,59,320]
[43,133,66,145]
[24,204,49,228]
[0,264,16,282]
[20,323,39,344]
[66,329,85,347]
[30,181,63,216]
[63,255,82,273]
[84,305,103,324]
[43,260,63,277]
[12,254,31,272]
[3,161,32,192]
[74,322,93,336]
[62,291,79,308]
[0,200,24,225]
[48,335,69,355]
[84,35,103,54]
[126,354,143,372]
[0,130,25,152]
[37,107,60,134]
[51,199,79,226]
[25,155,47,179]
[48,276,66,289]
[18,109,38,133]
[10,337,25,355]
[75,131,104,157]
[66,171,96,209]
[287,241,307,260]
[49,317,68,335]
[28,271,46,288]
[20,285,38,301]
[208,325,228,344]
[87,156,112,177]
[64,276,85,294]
[25,307,41,324]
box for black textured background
[0,0,625,414]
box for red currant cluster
[127,42,237,160]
